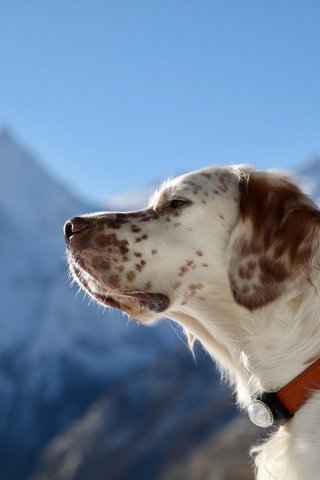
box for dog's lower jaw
[123,291,169,313]
[69,259,170,316]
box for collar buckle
[248,392,292,428]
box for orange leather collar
[276,357,320,415]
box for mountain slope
[32,347,236,480]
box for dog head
[64,165,320,323]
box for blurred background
[1,2,320,479]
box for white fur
[67,165,320,479]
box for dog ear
[227,170,320,310]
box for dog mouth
[119,291,169,313]
[70,263,169,313]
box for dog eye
[169,199,189,209]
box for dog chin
[69,262,169,317]
[92,287,170,318]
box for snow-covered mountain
[32,348,236,480]
[0,128,180,479]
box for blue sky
[1,1,320,202]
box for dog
[64,165,320,479]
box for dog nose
[64,217,90,243]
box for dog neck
[170,274,320,410]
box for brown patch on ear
[228,171,320,310]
